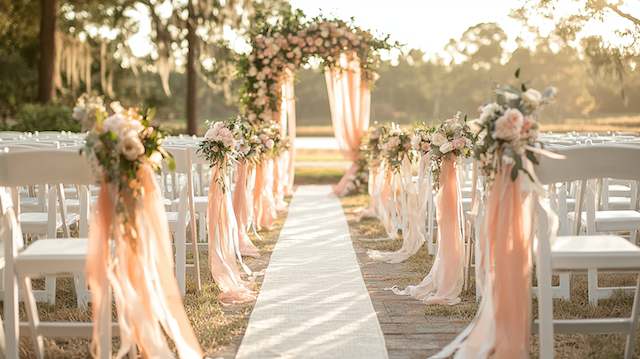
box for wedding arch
[237,10,396,195]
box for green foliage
[12,103,79,132]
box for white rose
[265,139,274,149]
[431,132,447,146]
[521,89,542,109]
[480,103,501,122]
[439,141,454,154]
[118,131,145,161]
[103,114,125,134]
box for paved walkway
[236,185,388,359]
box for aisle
[236,185,388,359]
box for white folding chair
[533,144,640,359]
[0,150,116,359]
[165,147,202,294]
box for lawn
[340,193,640,358]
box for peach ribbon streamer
[233,160,260,258]
[391,156,464,304]
[86,165,203,358]
[432,165,533,359]
[325,53,371,196]
[208,165,256,305]
[273,155,288,211]
[376,164,398,239]
[253,159,277,230]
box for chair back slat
[0,150,96,187]
[536,145,640,184]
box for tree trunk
[38,0,56,103]
[186,0,198,135]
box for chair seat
[16,238,87,276]
[569,210,640,232]
[551,235,640,270]
[19,212,80,235]
[606,196,632,210]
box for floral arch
[237,10,396,196]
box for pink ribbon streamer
[208,165,256,305]
[86,165,203,358]
[253,160,277,231]
[432,164,532,358]
[233,160,260,258]
[391,156,464,304]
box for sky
[120,0,636,62]
[289,0,531,58]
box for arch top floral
[237,9,398,125]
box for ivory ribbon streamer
[368,156,428,263]
[233,160,260,258]
[377,164,397,239]
[273,154,288,211]
[208,165,256,305]
[391,156,464,305]
[432,165,533,359]
[253,159,277,230]
[86,165,203,358]
[356,163,380,221]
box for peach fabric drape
[273,70,296,203]
[432,165,533,359]
[208,165,256,305]
[325,54,371,196]
[391,156,464,305]
[368,156,428,263]
[233,160,260,258]
[253,159,277,230]
[86,165,202,358]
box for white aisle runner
[236,185,388,359]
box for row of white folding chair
[164,146,203,294]
[534,144,640,359]
[0,150,118,359]
[2,144,85,306]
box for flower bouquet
[472,69,557,184]
[380,124,413,172]
[427,113,473,190]
[72,93,107,131]
[82,100,201,357]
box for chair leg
[588,269,600,306]
[20,276,45,359]
[73,274,89,309]
[189,221,202,291]
[44,276,56,305]
[624,274,640,359]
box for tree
[513,0,640,102]
[38,0,56,103]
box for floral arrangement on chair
[80,97,201,357]
[426,113,473,189]
[472,69,557,183]
[411,124,434,155]
[380,124,413,172]
[82,102,174,201]
[198,121,238,168]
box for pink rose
[493,108,523,141]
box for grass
[339,193,640,358]
[294,166,344,185]
[13,207,289,358]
